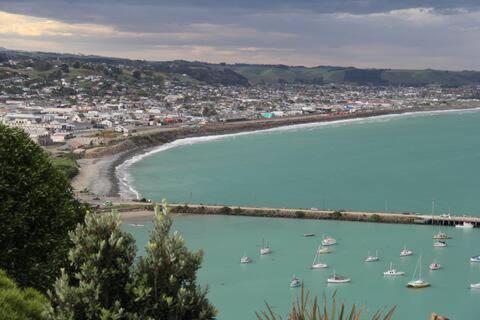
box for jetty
[86,196,480,227]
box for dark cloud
[0,0,479,69]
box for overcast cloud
[0,0,478,69]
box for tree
[48,210,137,320]
[72,61,81,69]
[48,202,216,319]
[0,125,86,291]
[59,64,69,73]
[0,269,49,320]
[132,200,216,319]
[132,70,141,79]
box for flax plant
[256,286,396,320]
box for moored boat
[433,231,451,240]
[433,240,447,247]
[318,246,331,254]
[407,255,430,288]
[365,250,379,262]
[456,222,474,229]
[240,252,252,264]
[290,275,301,288]
[383,262,405,276]
[327,271,351,283]
[400,245,413,257]
[304,233,315,237]
[470,255,480,262]
[470,283,480,289]
[260,238,272,255]
[311,246,328,269]
[322,236,337,246]
[429,261,441,270]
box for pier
[87,196,480,227]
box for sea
[120,109,480,319]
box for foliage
[48,210,137,319]
[218,206,232,215]
[132,200,216,319]
[0,269,49,320]
[49,201,216,319]
[369,214,382,222]
[0,125,86,292]
[295,211,306,218]
[50,157,79,180]
[257,287,395,320]
[330,211,343,219]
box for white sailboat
[290,274,301,288]
[429,260,441,270]
[383,262,405,276]
[407,255,430,288]
[433,240,447,247]
[364,250,379,262]
[311,246,328,269]
[400,244,413,257]
[321,235,337,246]
[240,251,252,264]
[260,238,272,255]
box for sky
[0,0,479,70]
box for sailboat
[407,255,430,288]
[433,211,451,239]
[364,250,379,262]
[240,251,252,264]
[433,240,447,247]
[383,262,405,276]
[400,244,413,257]
[260,238,272,255]
[311,246,328,269]
[290,274,302,288]
[321,235,337,246]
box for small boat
[470,256,480,262]
[240,252,252,264]
[290,275,302,288]
[383,262,405,276]
[433,231,451,240]
[429,261,441,270]
[327,271,351,283]
[304,233,315,237]
[260,238,272,255]
[433,240,447,247]
[407,256,430,288]
[321,236,337,246]
[456,222,474,229]
[311,246,328,269]
[365,250,379,262]
[317,246,331,254]
[470,283,480,289]
[400,245,413,257]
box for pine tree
[48,210,137,320]
[132,200,216,320]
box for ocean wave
[116,107,480,199]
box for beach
[73,105,480,200]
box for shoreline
[74,105,480,199]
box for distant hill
[2,48,480,87]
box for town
[1,54,480,155]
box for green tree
[48,211,137,320]
[132,200,216,319]
[132,70,141,79]
[0,125,86,291]
[0,269,49,320]
[48,202,216,319]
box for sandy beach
[72,153,125,196]
[73,106,479,199]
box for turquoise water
[126,110,480,215]
[125,215,480,319]
[123,110,480,319]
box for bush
[369,214,382,222]
[295,211,305,218]
[330,211,343,219]
[219,206,232,215]
[50,157,79,180]
[232,207,244,215]
[0,270,49,320]
[0,125,86,291]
